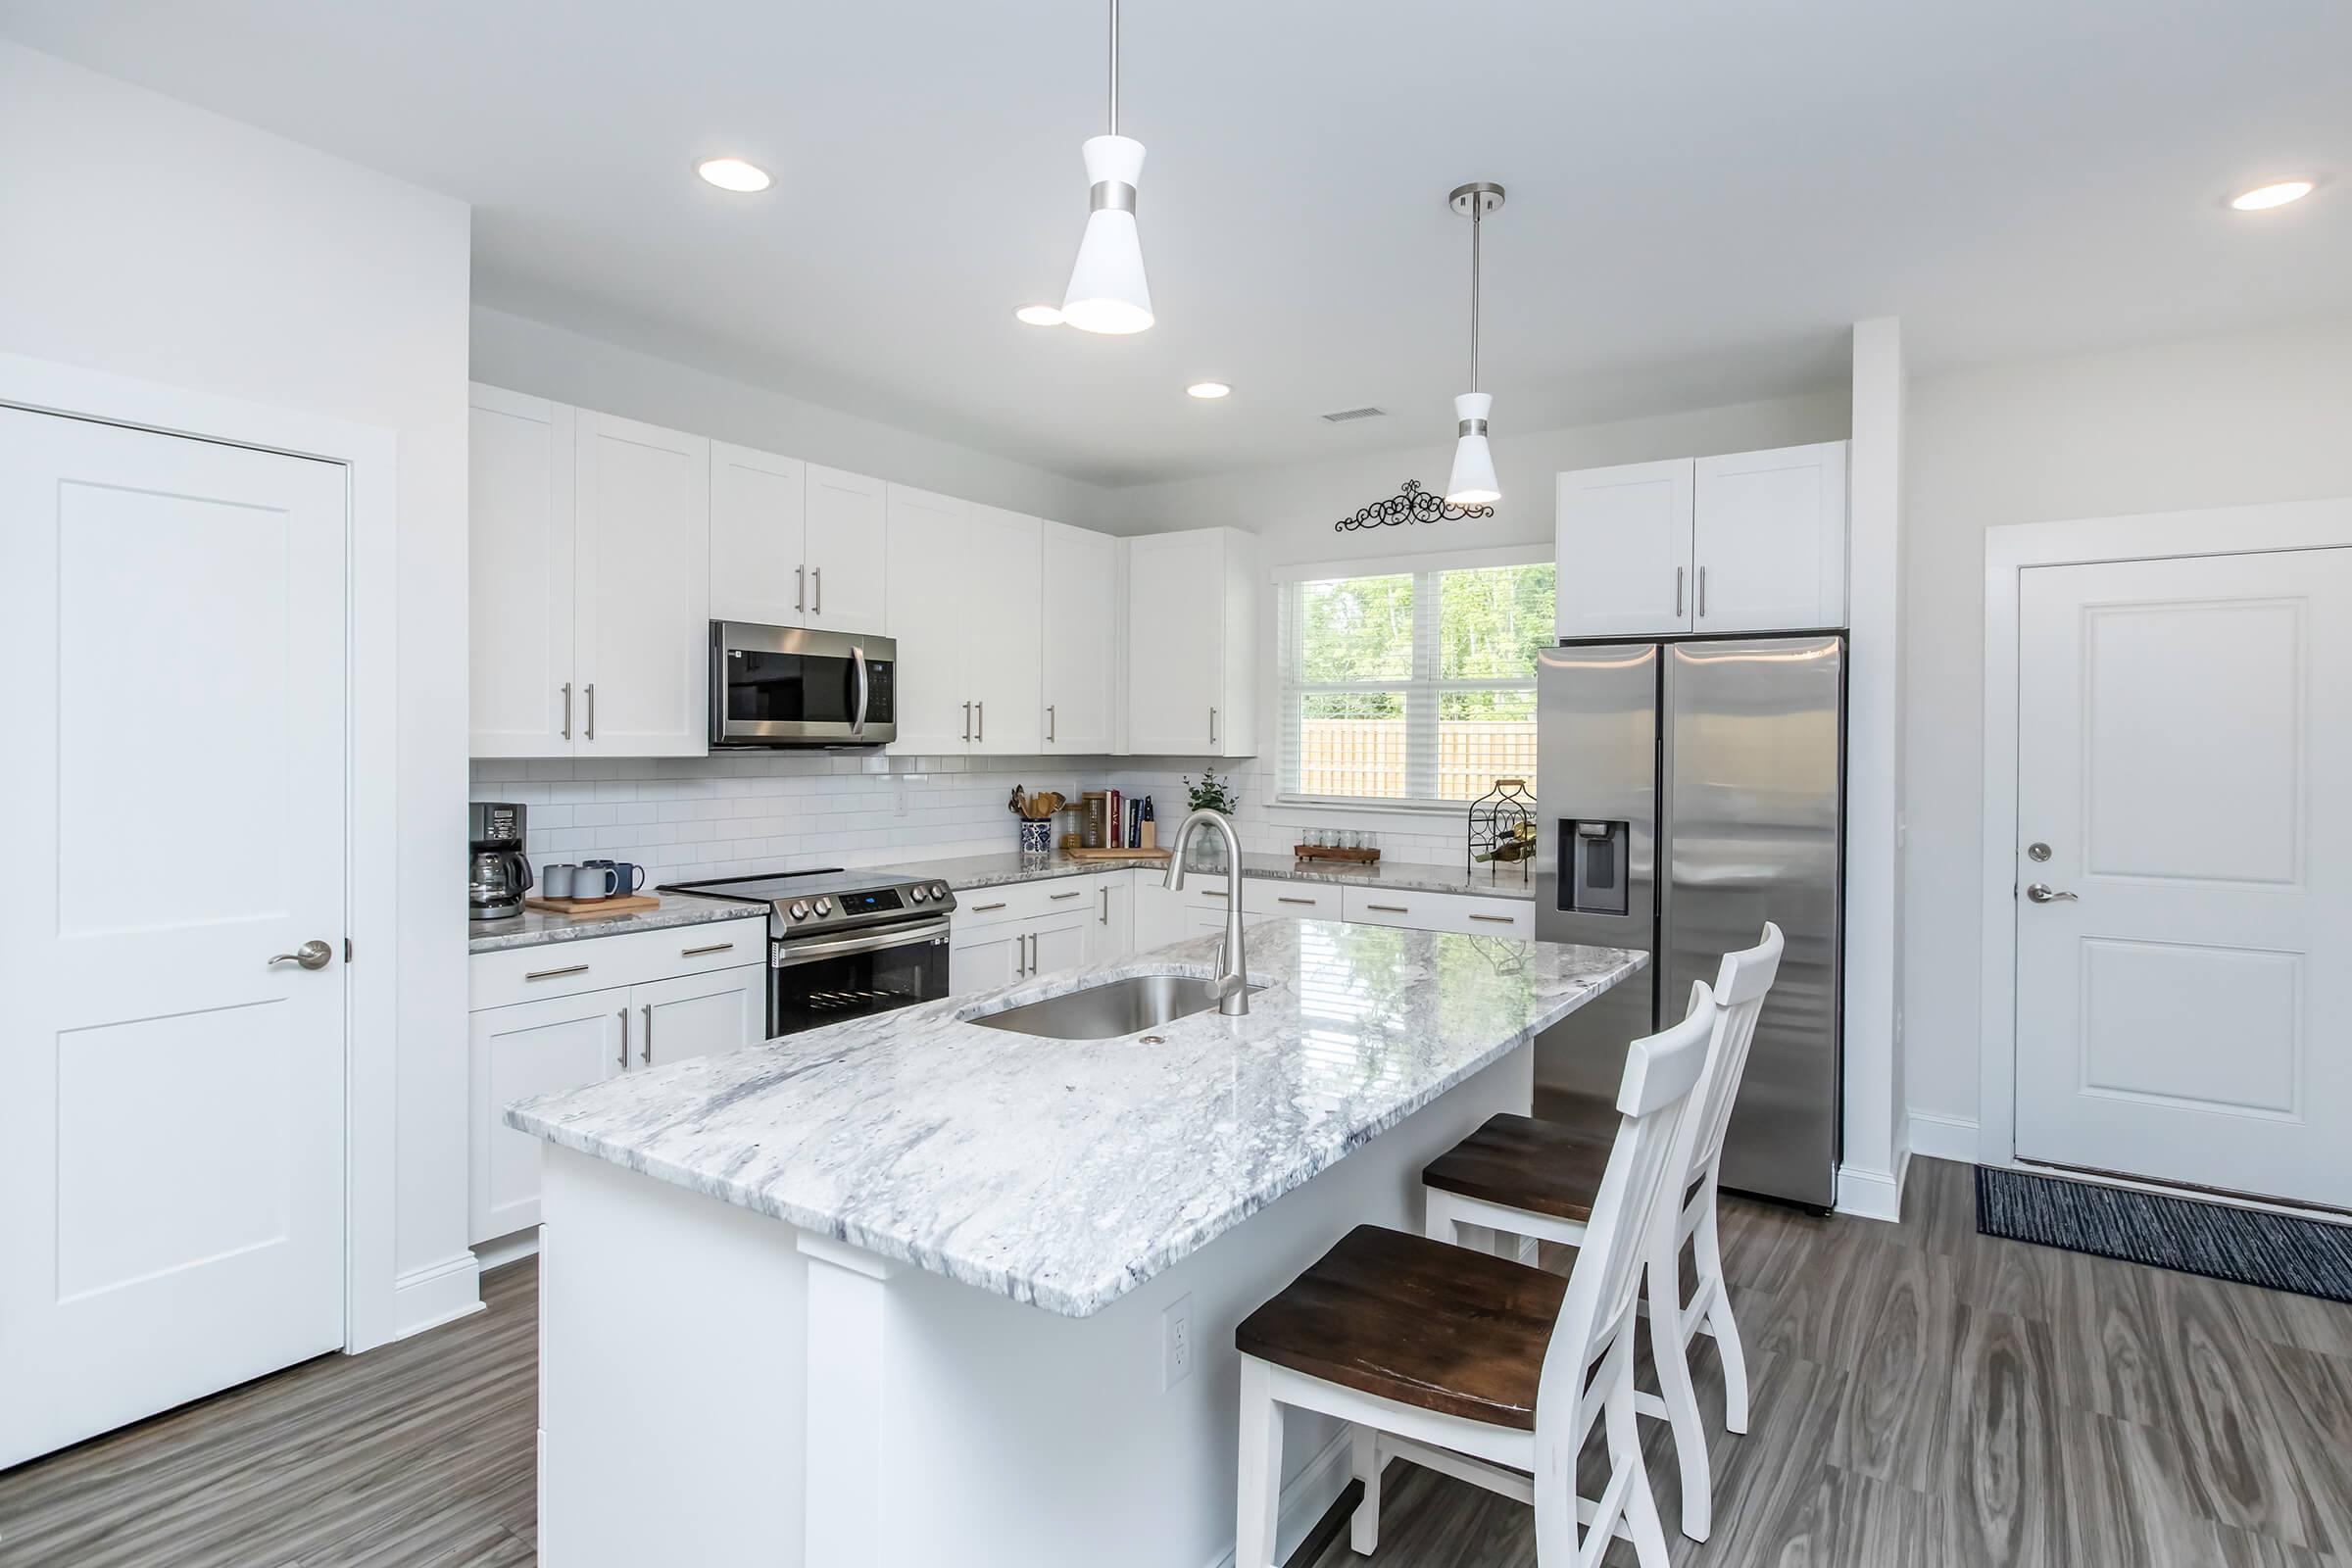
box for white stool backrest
[1534,983,1717,1428]
[1686,922,1786,1180]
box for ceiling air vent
[1320,406,1388,423]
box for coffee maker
[468,802,534,920]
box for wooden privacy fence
[1296,719,1539,802]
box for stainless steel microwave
[710,622,897,748]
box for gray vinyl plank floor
[1,1160,2346,1566]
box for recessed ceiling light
[696,157,772,193]
[1014,304,1066,327]
[2230,179,2316,212]
[1186,381,1232,400]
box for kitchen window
[1276,553,1555,808]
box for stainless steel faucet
[1164,808,1250,1016]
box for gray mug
[542,863,576,899]
[569,865,619,901]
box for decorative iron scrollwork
[1334,479,1495,533]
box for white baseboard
[1907,1110,1981,1165]
[1835,1144,1911,1224]
[1199,1429,1353,1568]
[473,1227,541,1274]
[390,1250,484,1339]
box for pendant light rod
[1107,0,1120,137]
[1470,199,1482,392]
[1449,181,1504,392]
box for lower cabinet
[468,956,764,1245]
[950,897,1095,988]
[1094,873,1132,961]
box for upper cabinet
[1126,526,1258,757]
[964,506,1045,755]
[469,388,707,759]
[469,387,575,757]
[883,492,1054,756]
[1555,440,1846,639]
[1041,521,1116,753]
[573,412,710,757]
[710,450,888,636]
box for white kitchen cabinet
[709,441,807,628]
[803,465,891,636]
[630,965,765,1068]
[1690,442,1846,632]
[468,386,576,757]
[884,484,974,753]
[1339,886,1533,937]
[469,989,627,1244]
[965,506,1045,754]
[1125,527,1259,757]
[1555,459,1693,640]
[949,879,1098,988]
[574,411,710,758]
[949,924,1023,993]
[1129,872,1188,954]
[1028,909,1091,976]
[1042,521,1117,753]
[1555,441,1847,640]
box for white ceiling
[5,1,2347,486]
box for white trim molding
[1907,1111,1981,1165]
[0,351,413,1355]
[1835,1151,1909,1223]
[1978,495,2352,1172]
[1198,1429,1353,1568]
[392,1251,486,1338]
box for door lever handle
[2024,883,2079,904]
[268,939,334,970]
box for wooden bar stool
[1419,923,1785,1544]
[1230,992,1720,1568]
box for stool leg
[1694,1191,1750,1434]
[1236,1358,1284,1568]
[1647,1248,1712,1543]
[1349,1424,1381,1554]
[1607,1332,1673,1568]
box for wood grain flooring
[2,1159,2346,1566]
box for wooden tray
[1064,845,1172,862]
[524,892,662,916]
[1294,846,1381,864]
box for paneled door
[573,411,710,758]
[1555,459,1693,639]
[882,483,971,753]
[2014,550,2352,1205]
[964,506,1044,754]
[0,410,349,1466]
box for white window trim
[1275,543,1550,811]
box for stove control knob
[813,898,832,917]
[788,900,809,921]
[910,884,929,903]
[930,882,949,901]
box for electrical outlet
[1161,1293,1194,1392]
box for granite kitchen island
[510,918,1643,1568]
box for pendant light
[1444,181,1504,506]
[1060,0,1153,334]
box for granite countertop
[873,849,1540,902]
[506,919,1642,1317]
[467,893,765,955]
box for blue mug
[612,862,647,893]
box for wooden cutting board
[524,892,662,916]
[1063,845,1172,862]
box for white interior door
[0,410,349,1466]
[2014,550,2352,1205]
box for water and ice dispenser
[1561,819,1630,916]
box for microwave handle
[852,644,869,739]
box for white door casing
[0,412,349,1466]
[2012,550,2352,1205]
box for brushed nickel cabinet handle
[812,565,823,614]
[585,682,597,741]
[562,682,573,741]
[1048,704,1056,744]
[1675,566,1685,618]
[680,941,735,957]
[1050,890,1083,902]
[796,564,806,614]
[1276,896,1315,906]
[526,963,590,982]
[973,901,1007,912]
[1697,566,1708,618]
[976,700,984,743]
[641,1004,653,1065]
[1469,913,1516,924]
[1100,886,1109,924]
[1209,706,1218,746]
[962,701,972,743]
[617,1007,629,1070]
[1367,904,1408,913]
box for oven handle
[851,644,869,739]
[769,916,952,968]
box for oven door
[711,621,898,747]
[768,920,951,1038]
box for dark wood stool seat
[1421,1111,1615,1224]
[1234,1223,1569,1431]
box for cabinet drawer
[952,876,1095,930]
[1340,888,1534,937]
[1239,879,1342,920]
[469,915,767,1009]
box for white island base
[535,1047,1534,1568]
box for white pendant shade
[1446,392,1499,506]
[1062,134,1153,335]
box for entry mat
[1976,1164,2352,1305]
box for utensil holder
[1019,818,1053,863]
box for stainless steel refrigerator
[1534,634,1844,1210]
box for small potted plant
[1181,771,1239,870]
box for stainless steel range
[660,868,956,1038]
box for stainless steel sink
[966,973,1266,1041]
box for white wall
[0,41,475,1316]
[471,307,1116,528]
[1902,318,2352,1129]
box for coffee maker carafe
[468,802,533,920]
